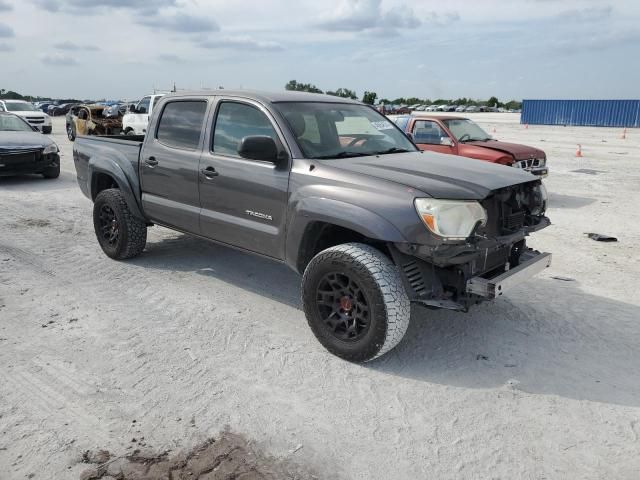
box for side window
[412,120,448,145]
[156,101,207,150]
[212,102,278,157]
[138,96,151,114]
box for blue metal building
[521,100,640,127]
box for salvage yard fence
[521,99,640,127]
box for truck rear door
[139,98,209,233]
[198,98,290,259]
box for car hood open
[318,150,538,200]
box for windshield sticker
[371,121,395,131]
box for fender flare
[88,157,145,221]
[285,197,407,272]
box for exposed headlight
[43,143,58,155]
[530,183,548,215]
[415,198,487,239]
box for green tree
[487,96,500,108]
[285,80,323,94]
[362,91,377,105]
[326,88,357,99]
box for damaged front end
[392,181,551,311]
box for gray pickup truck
[73,90,551,362]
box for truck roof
[162,89,362,105]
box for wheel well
[92,173,119,200]
[296,222,390,273]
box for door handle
[201,166,219,179]
[145,156,158,167]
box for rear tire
[93,189,147,260]
[302,243,410,362]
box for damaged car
[73,91,551,362]
[66,104,123,141]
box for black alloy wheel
[98,204,119,247]
[316,272,371,342]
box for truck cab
[122,94,165,135]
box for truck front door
[139,98,209,233]
[198,99,290,259]
[411,119,458,155]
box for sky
[0,0,639,101]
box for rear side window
[212,102,278,157]
[156,101,207,150]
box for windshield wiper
[374,147,412,155]
[314,151,372,159]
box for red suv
[391,115,548,176]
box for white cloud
[198,36,284,52]
[0,0,13,12]
[317,0,421,33]
[137,12,219,33]
[0,22,14,37]
[54,40,99,51]
[40,52,78,66]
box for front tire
[67,123,76,141]
[302,243,410,362]
[93,189,147,260]
[42,163,60,179]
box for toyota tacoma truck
[73,90,551,362]
[390,115,548,176]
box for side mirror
[440,137,454,146]
[238,135,279,163]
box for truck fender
[285,196,407,271]
[88,157,145,221]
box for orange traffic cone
[525,123,529,129]
[575,144,583,157]
[621,128,627,139]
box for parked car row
[377,104,521,114]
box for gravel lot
[1,114,639,479]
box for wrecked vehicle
[73,90,551,362]
[391,115,549,176]
[66,104,122,141]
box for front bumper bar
[466,251,551,299]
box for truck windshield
[275,102,417,159]
[4,102,39,112]
[442,119,491,142]
[0,114,34,132]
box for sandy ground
[0,114,639,480]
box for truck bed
[73,134,144,203]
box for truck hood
[465,139,545,160]
[0,131,52,150]
[318,150,537,200]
